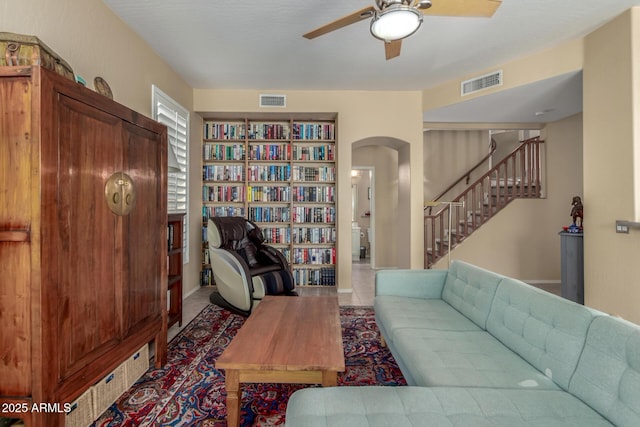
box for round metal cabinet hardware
[105,172,136,216]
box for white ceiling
[102,0,640,123]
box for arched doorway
[348,136,412,304]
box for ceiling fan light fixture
[370,5,422,42]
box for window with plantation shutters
[152,85,190,262]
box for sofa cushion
[374,296,482,345]
[441,260,505,329]
[486,277,597,390]
[285,386,613,427]
[569,315,640,427]
[375,269,448,299]
[392,328,560,389]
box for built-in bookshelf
[168,213,185,328]
[201,116,336,287]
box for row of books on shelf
[248,122,290,140]
[293,226,337,244]
[201,205,336,224]
[292,123,335,141]
[249,144,290,161]
[293,145,334,161]
[202,206,245,219]
[203,165,336,183]
[203,164,245,181]
[203,122,335,141]
[203,143,245,160]
[204,123,246,140]
[202,225,336,245]
[248,165,336,182]
[292,206,336,223]
[246,206,337,223]
[222,144,335,162]
[248,206,291,223]
[205,143,334,162]
[293,247,336,265]
[248,185,335,203]
[202,226,208,243]
[260,226,337,245]
[201,267,214,286]
[203,185,245,203]
[293,185,335,203]
[247,165,291,182]
[203,184,335,203]
[248,186,291,202]
[168,223,176,251]
[293,166,335,182]
[293,267,336,286]
[204,143,334,162]
[261,227,290,244]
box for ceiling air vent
[259,94,286,108]
[461,70,503,96]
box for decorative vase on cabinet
[0,65,168,426]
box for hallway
[339,260,375,306]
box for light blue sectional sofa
[285,260,640,426]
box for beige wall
[195,90,424,290]
[432,114,583,281]
[583,9,640,324]
[423,130,490,202]
[422,38,583,113]
[2,0,202,298]
[1,0,192,115]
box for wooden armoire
[0,65,168,426]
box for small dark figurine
[570,196,584,229]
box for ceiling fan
[303,0,502,60]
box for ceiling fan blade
[303,6,376,39]
[385,40,402,60]
[424,0,502,17]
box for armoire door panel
[54,95,123,381]
[122,121,165,334]
[0,76,33,395]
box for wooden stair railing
[427,138,497,214]
[424,137,544,268]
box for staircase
[425,137,544,268]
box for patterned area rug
[92,304,406,426]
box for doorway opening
[351,167,375,268]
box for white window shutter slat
[153,85,190,262]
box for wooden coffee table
[216,295,345,427]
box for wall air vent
[259,94,286,108]
[461,70,503,96]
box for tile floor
[169,260,561,342]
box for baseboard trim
[184,286,201,299]
[525,280,561,285]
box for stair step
[434,238,464,250]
